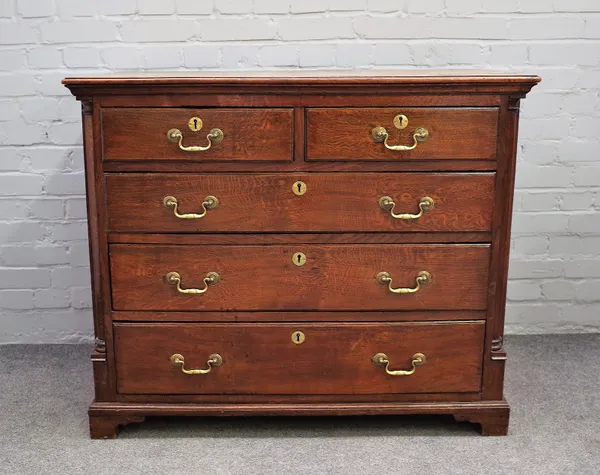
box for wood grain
[63,70,540,100]
[102,159,499,173]
[111,310,486,323]
[307,108,498,161]
[115,392,481,404]
[95,94,502,108]
[109,244,490,311]
[107,232,492,245]
[88,399,510,438]
[63,69,540,83]
[482,95,521,401]
[454,406,510,436]
[88,102,118,401]
[106,173,495,233]
[101,108,293,161]
[61,71,540,438]
[88,414,145,439]
[83,102,111,402]
[114,321,485,395]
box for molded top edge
[62,69,541,86]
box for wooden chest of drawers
[63,71,539,438]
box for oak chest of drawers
[63,71,539,438]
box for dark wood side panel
[114,322,485,395]
[109,244,491,311]
[101,108,294,162]
[84,101,119,401]
[105,173,495,233]
[83,101,112,402]
[307,108,499,161]
[482,95,521,400]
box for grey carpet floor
[0,335,599,475]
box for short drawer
[114,322,485,395]
[106,172,494,233]
[110,244,490,311]
[101,108,293,162]
[307,108,498,161]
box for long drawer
[109,244,490,311]
[106,173,495,233]
[114,322,485,395]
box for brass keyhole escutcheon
[188,117,203,132]
[292,252,306,267]
[393,114,408,130]
[292,331,305,345]
[292,181,307,196]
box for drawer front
[110,244,490,311]
[101,108,294,162]
[106,173,494,233]
[114,322,485,395]
[307,108,498,160]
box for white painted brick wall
[1,0,599,342]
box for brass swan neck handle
[170,353,223,375]
[372,126,429,151]
[165,271,221,294]
[379,196,434,220]
[371,113,429,151]
[376,271,431,294]
[372,352,426,376]
[167,127,224,152]
[163,195,219,219]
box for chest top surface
[62,69,540,97]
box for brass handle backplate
[371,113,429,151]
[376,271,431,294]
[163,195,218,219]
[165,271,221,294]
[167,127,224,152]
[170,353,223,375]
[379,196,434,220]
[372,352,426,376]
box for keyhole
[188,117,203,132]
[292,181,306,196]
[292,252,306,266]
[291,330,305,344]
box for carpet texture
[0,335,598,474]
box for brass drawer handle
[376,270,431,294]
[371,126,429,151]
[167,127,224,152]
[163,195,218,219]
[372,352,426,376]
[170,353,223,375]
[165,271,221,294]
[379,196,434,220]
